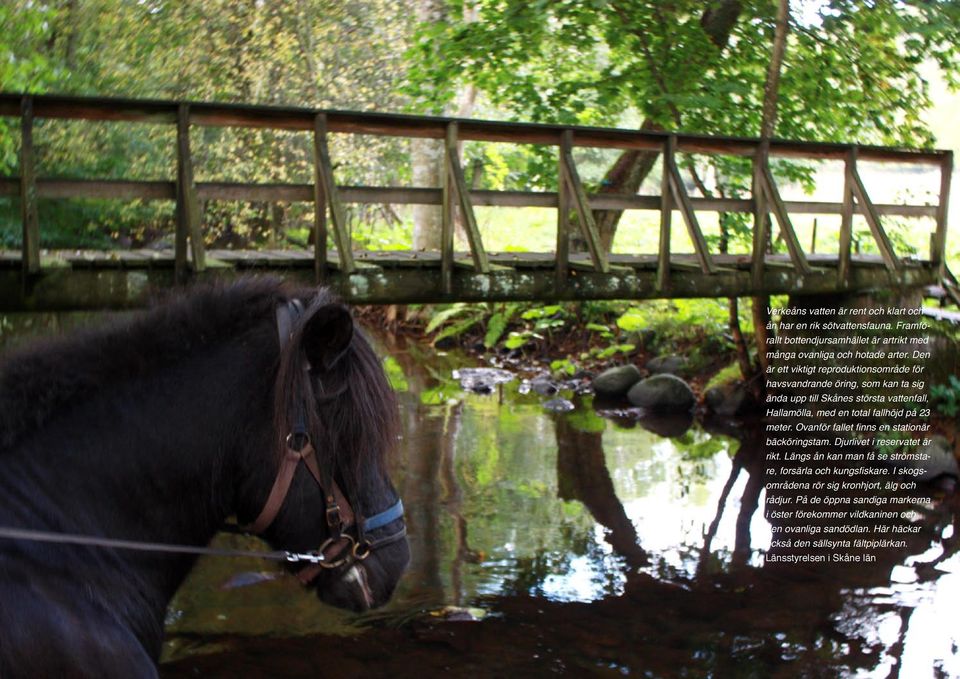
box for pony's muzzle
[340,563,375,611]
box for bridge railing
[0,92,952,294]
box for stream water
[156,334,960,678]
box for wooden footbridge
[0,93,952,310]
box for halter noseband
[245,300,406,584]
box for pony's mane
[0,277,290,451]
[272,292,399,513]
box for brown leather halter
[245,300,405,585]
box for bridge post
[838,148,855,285]
[756,151,811,274]
[657,138,672,292]
[176,104,205,280]
[556,130,572,292]
[19,95,40,278]
[558,133,609,273]
[663,135,714,275]
[933,151,953,276]
[847,149,901,274]
[751,142,770,288]
[441,129,454,294]
[444,122,489,274]
[313,113,356,276]
[311,115,329,283]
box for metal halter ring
[352,540,372,560]
[315,534,356,569]
[285,431,310,452]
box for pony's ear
[301,303,354,373]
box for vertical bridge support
[662,135,714,277]
[846,147,902,275]
[933,151,953,278]
[558,130,609,275]
[175,104,205,283]
[19,95,40,279]
[752,141,812,288]
[313,113,356,278]
[442,121,489,295]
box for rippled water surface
[160,336,960,678]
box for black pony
[0,278,409,678]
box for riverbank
[354,301,740,400]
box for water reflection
[160,338,960,676]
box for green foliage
[931,375,960,418]
[0,0,413,248]
[484,304,521,348]
[382,356,409,392]
[704,362,743,391]
[425,304,473,334]
[406,0,958,219]
[594,343,636,360]
[550,358,577,377]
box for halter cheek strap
[245,299,406,583]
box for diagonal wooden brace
[313,114,356,275]
[559,130,609,274]
[444,122,489,274]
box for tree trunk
[411,0,455,251]
[411,138,443,250]
[591,0,744,251]
[752,0,791,381]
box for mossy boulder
[592,365,642,399]
[645,355,687,376]
[627,374,696,412]
[704,380,756,416]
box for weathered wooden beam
[0,257,938,311]
[1,93,948,165]
[657,139,672,291]
[445,122,489,273]
[556,132,571,289]
[311,116,329,283]
[757,155,812,275]
[933,151,953,274]
[176,104,205,275]
[441,136,454,295]
[838,148,855,285]
[664,136,714,275]
[313,113,355,275]
[19,95,40,276]
[559,131,609,273]
[0,177,939,218]
[848,153,902,273]
[751,144,769,289]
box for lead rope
[0,525,331,564]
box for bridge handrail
[0,92,953,290]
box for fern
[425,304,469,334]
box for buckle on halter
[325,504,342,529]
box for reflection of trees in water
[554,415,648,570]
[382,339,960,674]
[551,412,960,674]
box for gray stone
[627,374,696,412]
[543,398,575,413]
[913,435,958,483]
[704,381,754,416]
[453,367,515,393]
[646,355,686,375]
[592,364,642,399]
